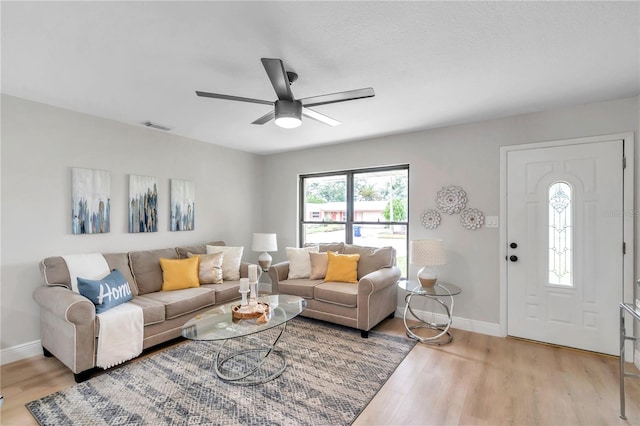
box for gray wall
[1,94,637,353]
[0,94,263,350]
[261,96,639,325]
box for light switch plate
[485,216,499,228]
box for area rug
[26,317,416,425]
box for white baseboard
[0,340,42,366]
[394,307,503,337]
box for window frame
[299,164,409,274]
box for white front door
[506,138,624,355]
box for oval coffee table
[182,294,306,385]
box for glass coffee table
[398,280,461,345]
[182,294,306,385]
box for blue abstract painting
[170,179,195,231]
[71,167,110,234]
[129,175,158,233]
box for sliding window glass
[300,165,409,277]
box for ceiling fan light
[275,116,302,129]
[274,100,302,129]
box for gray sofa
[268,243,400,338]
[33,241,246,382]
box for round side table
[397,280,461,345]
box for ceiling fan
[196,58,375,129]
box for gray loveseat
[33,241,246,382]
[268,243,400,338]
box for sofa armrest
[268,261,290,294]
[356,267,401,332]
[357,267,401,295]
[33,285,96,325]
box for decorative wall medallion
[435,185,467,214]
[420,209,441,229]
[460,208,485,230]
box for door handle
[509,255,518,262]
[510,242,518,249]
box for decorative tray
[231,302,270,320]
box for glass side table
[397,280,461,345]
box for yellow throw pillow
[159,257,200,291]
[324,252,360,284]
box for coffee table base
[214,321,287,385]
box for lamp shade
[252,233,278,252]
[409,239,447,266]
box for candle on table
[239,278,249,292]
[248,264,258,283]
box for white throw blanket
[62,254,144,369]
[95,302,144,369]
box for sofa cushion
[129,248,178,295]
[307,242,345,253]
[159,257,200,291]
[344,245,395,279]
[103,253,138,295]
[77,269,133,314]
[325,252,360,284]
[206,245,243,281]
[202,281,242,305]
[141,287,216,320]
[176,241,225,259]
[314,282,358,307]
[278,278,324,299]
[309,252,329,280]
[286,246,319,279]
[128,295,166,325]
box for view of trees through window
[300,165,409,277]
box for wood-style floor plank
[1,318,638,425]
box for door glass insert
[548,181,573,286]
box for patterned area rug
[27,317,416,425]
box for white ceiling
[2,1,638,155]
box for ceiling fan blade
[300,88,375,108]
[251,110,275,125]
[261,58,294,101]
[196,91,273,106]
[302,107,341,127]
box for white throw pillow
[286,246,319,279]
[206,245,243,281]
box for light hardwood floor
[1,318,638,425]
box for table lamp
[409,239,447,287]
[252,233,278,272]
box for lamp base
[418,277,437,287]
[417,266,438,287]
[258,252,272,272]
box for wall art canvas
[170,179,195,231]
[71,167,110,234]
[129,175,158,233]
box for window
[300,165,409,277]
[548,181,573,286]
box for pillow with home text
[77,269,133,313]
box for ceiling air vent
[143,121,172,131]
